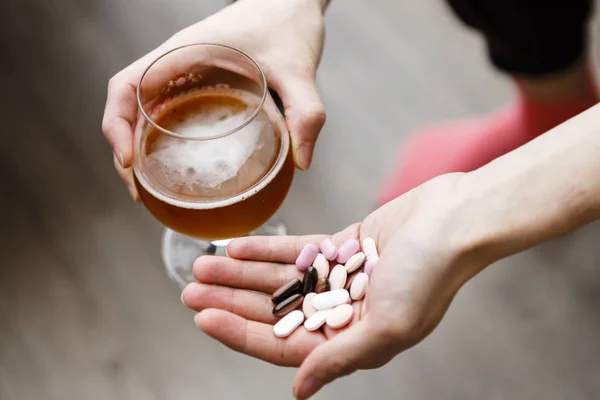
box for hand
[181,173,489,399]
[102,0,327,200]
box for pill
[312,253,330,279]
[302,266,318,295]
[315,277,330,293]
[344,270,361,291]
[326,304,354,329]
[271,279,302,304]
[295,244,319,271]
[344,252,366,274]
[328,264,347,290]
[319,238,338,261]
[336,239,360,263]
[273,293,304,317]
[303,292,317,318]
[364,256,378,276]
[312,289,350,311]
[350,272,369,300]
[362,237,378,259]
[273,310,305,338]
[304,309,331,332]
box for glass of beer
[133,43,294,287]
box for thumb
[292,321,376,399]
[277,74,326,170]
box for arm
[455,103,600,270]
[181,102,600,399]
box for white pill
[312,289,350,311]
[362,237,378,259]
[350,272,369,300]
[312,253,330,279]
[326,304,354,329]
[329,264,347,290]
[304,309,331,332]
[273,310,305,338]
[344,252,366,274]
[303,292,317,319]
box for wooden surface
[2,0,600,399]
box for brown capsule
[344,269,363,291]
[271,279,302,304]
[315,277,330,294]
[302,266,318,295]
[273,293,303,317]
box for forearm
[457,103,600,266]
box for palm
[182,196,417,366]
[182,175,466,369]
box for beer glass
[133,44,294,287]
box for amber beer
[133,87,294,240]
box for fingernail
[180,290,186,305]
[114,148,124,167]
[294,376,321,399]
[193,313,202,326]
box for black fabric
[446,0,594,75]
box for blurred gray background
[2,0,600,399]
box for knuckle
[302,104,326,127]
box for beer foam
[147,90,264,190]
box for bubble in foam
[147,88,267,190]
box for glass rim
[136,42,268,141]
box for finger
[113,154,140,202]
[277,74,326,170]
[227,224,361,264]
[193,256,302,294]
[103,75,139,168]
[182,282,278,324]
[102,45,170,168]
[195,308,326,367]
[227,235,328,263]
[293,320,377,400]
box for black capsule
[273,293,303,317]
[302,266,318,295]
[315,277,330,293]
[271,279,302,304]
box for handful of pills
[272,237,379,338]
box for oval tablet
[326,304,354,329]
[296,244,319,271]
[344,252,366,274]
[329,264,347,290]
[319,238,338,261]
[273,310,304,338]
[350,273,369,301]
[312,253,330,279]
[304,309,331,332]
[336,239,360,264]
[303,292,317,319]
[362,237,378,259]
[312,289,350,311]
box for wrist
[446,103,600,271]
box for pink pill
[365,257,378,276]
[296,244,319,271]
[336,239,360,263]
[319,238,338,261]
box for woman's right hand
[102,0,328,200]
